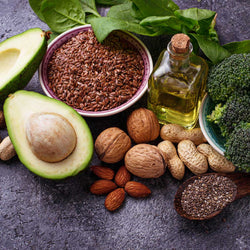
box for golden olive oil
[147,34,208,129]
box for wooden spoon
[174,172,250,220]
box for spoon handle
[227,173,250,199]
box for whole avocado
[207,53,250,103]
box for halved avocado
[0,28,47,102]
[4,90,94,180]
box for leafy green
[80,0,100,17]
[174,8,216,34]
[131,0,179,18]
[28,0,249,65]
[107,2,140,23]
[89,16,163,42]
[85,14,99,23]
[191,34,231,64]
[223,40,250,54]
[96,0,129,5]
[140,16,183,32]
[208,13,219,43]
[41,0,86,33]
[29,0,45,22]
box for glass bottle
[147,34,208,129]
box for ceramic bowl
[199,94,226,155]
[39,24,153,117]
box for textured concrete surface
[0,0,249,249]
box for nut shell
[95,127,131,163]
[160,124,207,145]
[178,140,208,175]
[127,108,160,143]
[197,143,235,173]
[158,140,185,180]
[0,136,16,161]
[125,144,166,178]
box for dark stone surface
[0,0,249,249]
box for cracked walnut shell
[95,127,131,163]
[125,144,166,178]
[127,108,160,143]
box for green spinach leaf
[175,8,216,34]
[96,0,129,5]
[207,13,219,42]
[140,16,183,32]
[41,0,86,33]
[191,33,231,64]
[90,16,163,42]
[131,0,179,18]
[208,27,219,43]
[223,40,250,54]
[86,14,99,24]
[29,0,46,22]
[80,0,100,17]
[107,2,140,23]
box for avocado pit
[26,112,77,163]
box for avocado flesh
[0,28,47,102]
[4,90,94,180]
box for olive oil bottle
[147,34,208,129]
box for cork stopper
[171,34,190,54]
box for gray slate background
[0,0,250,249]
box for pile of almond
[90,165,151,212]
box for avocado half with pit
[0,28,47,102]
[4,90,93,179]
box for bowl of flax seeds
[39,24,153,117]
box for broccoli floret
[207,92,250,138]
[207,53,250,103]
[225,122,250,173]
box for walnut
[127,108,160,143]
[95,127,131,163]
[125,144,166,178]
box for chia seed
[181,175,237,218]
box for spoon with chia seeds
[174,173,250,220]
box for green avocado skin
[0,28,47,102]
[3,90,94,180]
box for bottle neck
[167,41,193,72]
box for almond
[91,165,115,180]
[90,180,117,195]
[125,181,151,198]
[115,165,131,187]
[105,188,126,211]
